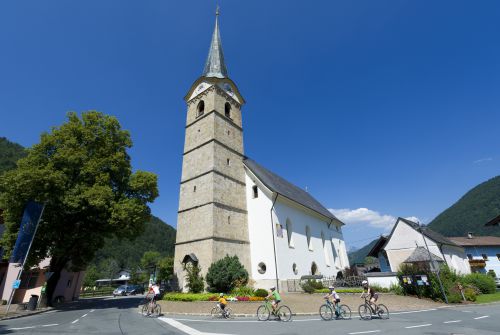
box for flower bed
[163,293,265,302]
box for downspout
[270,193,280,292]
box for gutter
[270,193,280,292]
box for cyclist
[148,282,161,303]
[218,293,228,317]
[361,280,378,306]
[266,287,281,315]
[324,286,341,316]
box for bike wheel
[225,308,234,319]
[319,304,333,321]
[141,304,149,317]
[338,305,351,319]
[377,304,389,319]
[358,304,372,320]
[211,307,220,318]
[154,304,161,317]
[277,305,292,322]
[257,305,270,321]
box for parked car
[495,277,500,288]
[127,285,145,295]
[113,285,128,297]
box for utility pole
[418,222,448,304]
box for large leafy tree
[0,111,158,304]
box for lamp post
[417,222,448,304]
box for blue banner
[9,201,45,264]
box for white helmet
[362,280,368,285]
[329,286,335,290]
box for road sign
[12,280,21,289]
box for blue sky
[1,1,499,249]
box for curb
[157,311,321,317]
[0,307,54,321]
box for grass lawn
[476,291,500,304]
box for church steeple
[202,6,228,79]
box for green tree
[183,262,204,293]
[82,264,100,288]
[205,255,248,293]
[141,251,162,271]
[157,256,174,282]
[0,111,158,305]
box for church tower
[174,9,250,290]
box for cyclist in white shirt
[324,286,341,316]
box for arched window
[306,226,312,251]
[286,219,294,248]
[224,102,231,118]
[311,262,318,275]
[197,100,205,117]
[322,231,331,266]
[292,263,298,275]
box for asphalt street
[0,296,499,335]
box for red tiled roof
[448,236,500,247]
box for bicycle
[257,298,292,322]
[210,303,234,319]
[141,296,161,317]
[358,294,389,320]
[319,298,351,321]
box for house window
[225,102,231,118]
[306,226,312,251]
[67,278,73,288]
[467,254,473,260]
[481,254,488,260]
[286,219,294,248]
[258,262,266,274]
[252,185,258,198]
[197,100,205,117]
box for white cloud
[329,208,420,231]
[473,157,493,164]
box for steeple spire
[202,5,228,78]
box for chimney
[467,232,473,239]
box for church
[173,10,349,291]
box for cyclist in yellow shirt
[218,293,228,317]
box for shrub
[163,293,215,301]
[206,255,249,293]
[300,280,316,294]
[254,289,268,298]
[231,286,254,297]
[463,287,477,302]
[183,262,204,293]
[389,283,404,295]
[447,293,462,304]
[462,273,496,294]
[0,300,6,305]
[487,269,496,278]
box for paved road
[0,296,499,334]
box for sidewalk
[0,303,54,321]
[157,293,445,316]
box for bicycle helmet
[362,280,368,285]
[329,286,335,290]
[270,287,275,291]
[219,293,224,297]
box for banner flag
[9,201,45,264]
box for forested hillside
[428,176,500,237]
[0,137,26,174]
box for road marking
[41,324,59,327]
[474,316,489,320]
[444,320,461,323]
[405,324,432,329]
[71,319,79,324]
[90,309,95,312]
[348,331,381,335]
[8,324,58,331]
[158,317,234,335]
[82,313,88,318]
[392,308,437,315]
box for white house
[448,234,500,276]
[368,217,471,275]
[244,159,348,290]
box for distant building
[173,10,349,291]
[485,214,500,226]
[448,233,500,276]
[368,218,471,274]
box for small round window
[292,263,298,275]
[258,262,266,274]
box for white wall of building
[245,171,349,290]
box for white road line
[41,324,59,327]
[82,313,88,318]
[348,331,381,335]
[90,309,95,312]
[71,319,79,324]
[405,324,432,329]
[392,308,437,315]
[8,326,35,330]
[444,320,461,323]
[158,317,234,335]
[474,316,489,320]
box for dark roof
[485,214,500,226]
[448,236,500,247]
[243,158,339,222]
[403,247,444,263]
[398,217,458,247]
[367,236,388,257]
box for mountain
[348,239,379,265]
[91,215,176,271]
[428,176,500,237]
[0,137,26,174]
